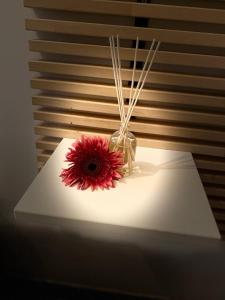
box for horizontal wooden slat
[26,19,225,48]
[205,186,225,197]
[37,157,48,166]
[34,123,225,157]
[33,109,225,143]
[200,171,225,185]
[36,137,61,151]
[194,156,225,172]
[37,160,45,170]
[29,61,225,91]
[37,150,51,162]
[210,199,225,210]
[214,212,225,221]
[31,79,225,109]
[24,0,225,25]
[218,222,225,232]
[29,40,225,70]
[32,95,225,127]
[34,109,225,158]
[35,124,110,140]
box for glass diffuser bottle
[109,127,137,176]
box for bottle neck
[119,124,130,135]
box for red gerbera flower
[60,135,124,191]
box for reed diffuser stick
[121,40,161,137]
[116,35,125,123]
[129,37,139,107]
[119,40,160,143]
[127,39,155,110]
[110,36,124,122]
[110,36,126,123]
[109,37,122,120]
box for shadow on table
[129,155,194,179]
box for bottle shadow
[127,155,195,179]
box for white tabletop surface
[14,138,220,239]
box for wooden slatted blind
[24,0,225,238]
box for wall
[0,0,36,222]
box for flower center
[83,156,102,176]
[88,162,97,172]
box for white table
[15,138,220,240]
[14,138,221,298]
